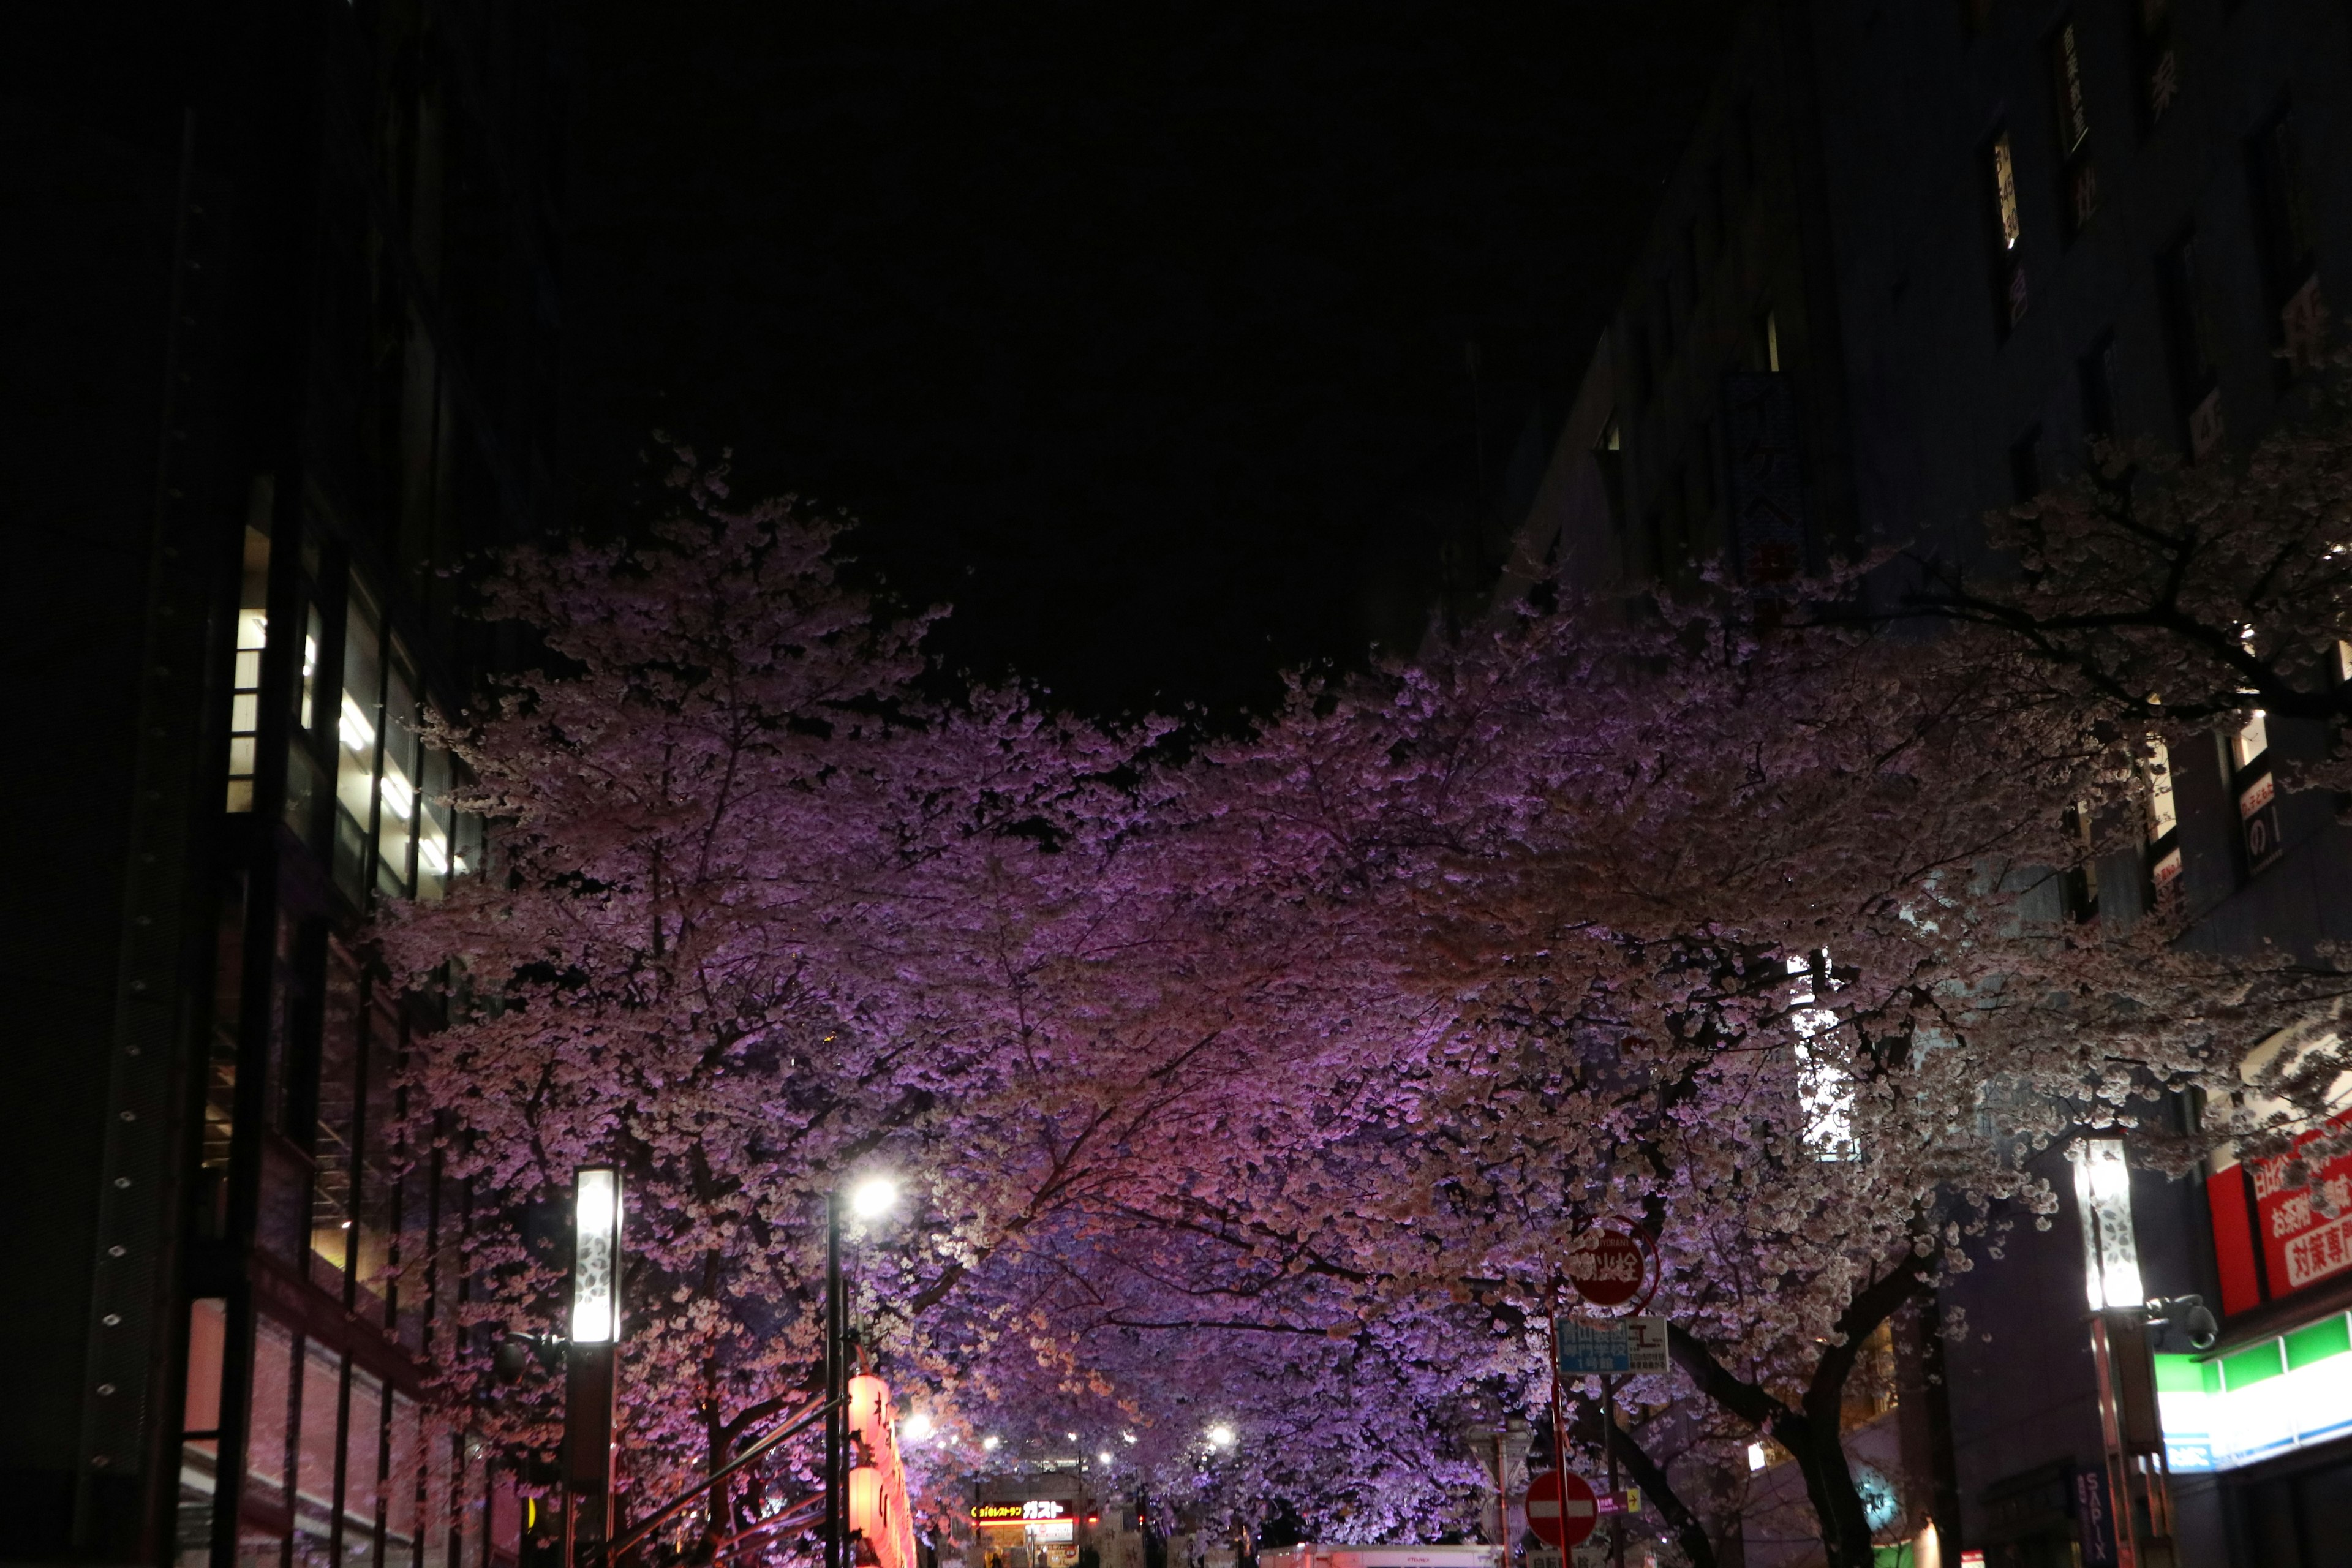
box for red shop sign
[2252,1109,2352,1295]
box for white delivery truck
[1259,1547,1504,1568]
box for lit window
[2049,23,2097,239]
[226,527,269,812]
[335,585,385,898]
[378,663,420,897]
[1986,132,2027,332]
[1992,135,2021,251]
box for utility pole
[565,1167,624,1568]
[826,1186,846,1568]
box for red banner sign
[2250,1110,2352,1295]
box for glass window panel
[384,1395,421,1568]
[179,1298,231,1568]
[337,584,384,894]
[395,1124,434,1352]
[184,1298,228,1436]
[417,747,451,901]
[292,1341,342,1567]
[228,527,271,812]
[312,944,364,1296]
[300,605,323,733]
[344,1366,384,1568]
[239,1522,288,1568]
[244,1316,296,1515]
[199,881,245,1240]
[420,1422,453,1568]
[378,665,419,897]
[458,1439,487,1568]
[353,1002,401,1325]
[285,742,326,850]
[488,1469,519,1567]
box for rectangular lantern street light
[566,1165,624,1568]
[571,1166,623,1343]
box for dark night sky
[555,2,1736,717]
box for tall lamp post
[566,1166,625,1568]
[828,1175,900,1568]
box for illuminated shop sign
[973,1501,1078,1526]
[2157,1311,2352,1471]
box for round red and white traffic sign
[1525,1469,1598,1550]
[1566,1230,1646,1308]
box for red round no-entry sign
[1566,1230,1646,1308]
[1525,1469,1598,1550]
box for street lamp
[1205,1423,1235,1451]
[827,1173,899,1568]
[565,1166,624,1568]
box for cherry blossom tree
[384,388,2352,1568]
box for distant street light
[827,1174,899,1568]
[1206,1423,1236,1450]
[1098,1451,1114,1465]
[900,1410,934,1442]
[982,1435,1001,1452]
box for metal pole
[564,1342,617,1568]
[826,1188,846,1568]
[1602,1377,1623,1568]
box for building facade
[1491,1,2352,1564]
[4,2,564,1565]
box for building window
[293,1339,343,1564]
[379,658,421,899]
[1985,130,2028,337]
[2247,104,2324,380]
[2063,803,2100,921]
[2010,424,2044,501]
[2079,331,2120,441]
[228,527,270,812]
[336,584,386,900]
[178,1298,230,1561]
[388,1393,424,1568]
[2135,0,2180,130]
[2156,232,2223,460]
[1689,417,1718,524]
[2230,710,2282,875]
[344,1365,385,1568]
[2146,734,2182,907]
[1756,307,1781,372]
[243,1314,297,1534]
[311,942,366,1297]
[1594,414,1627,548]
[2048,21,2097,240]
